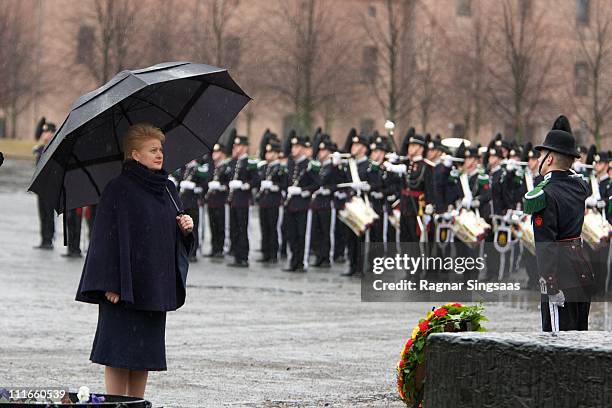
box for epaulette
[196,164,209,177]
[257,160,267,169]
[523,178,550,214]
[423,159,435,167]
[247,158,259,170]
[308,160,321,172]
[477,173,490,187]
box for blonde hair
[122,123,166,161]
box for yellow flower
[411,325,419,339]
[426,311,434,320]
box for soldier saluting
[523,115,594,332]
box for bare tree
[0,0,38,138]
[360,0,417,129]
[446,0,491,139]
[487,0,557,143]
[74,0,141,86]
[571,0,612,148]
[259,0,357,136]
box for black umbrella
[28,61,250,215]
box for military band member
[368,133,393,244]
[227,136,259,267]
[341,132,382,277]
[205,143,231,258]
[524,115,594,331]
[176,158,209,262]
[257,139,288,264]
[33,121,57,250]
[310,137,343,268]
[283,135,320,272]
[584,147,610,294]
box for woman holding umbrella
[75,123,194,397]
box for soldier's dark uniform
[524,116,594,332]
[284,136,320,272]
[227,136,259,267]
[310,140,343,267]
[342,133,382,277]
[176,159,209,261]
[33,122,56,250]
[205,145,231,258]
[257,141,288,263]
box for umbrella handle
[165,186,185,216]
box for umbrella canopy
[28,61,250,214]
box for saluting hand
[105,291,120,304]
[177,214,194,235]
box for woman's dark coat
[75,160,194,311]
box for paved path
[1,158,609,407]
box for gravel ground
[1,158,610,407]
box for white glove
[300,190,311,198]
[585,196,598,207]
[179,180,196,192]
[360,182,371,192]
[386,152,399,163]
[461,196,472,209]
[443,156,453,168]
[240,182,251,190]
[287,186,302,196]
[260,180,273,190]
[384,162,407,174]
[331,151,343,166]
[208,180,221,191]
[229,180,243,190]
[506,160,516,171]
[194,186,203,194]
[471,199,480,208]
[596,200,606,209]
[425,204,434,215]
[270,184,280,192]
[423,214,432,225]
[548,290,565,307]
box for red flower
[404,338,413,352]
[451,303,462,307]
[418,320,429,332]
[398,359,405,369]
[434,308,448,317]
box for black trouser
[208,206,225,254]
[184,206,200,258]
[312,209,331,262]
[259,206,280,260]
[230,206,249,262]
[334,215,347,259]
[347,229,365,273]
[66,208,82,254]
[585,244,610,295]
[280,213,288,257]
[286,210,307,269]
[484,230,499,280]
[37,194,55,245]
[400,214,418,242]
[86,205,97,241]
[541,287,591,331]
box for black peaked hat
[535,115,580,158]
[35,117,46,141]
[454,142,467,161]
[265,141,282,153]
[586,145,597,165]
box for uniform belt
[555,237,582,247]
[401,189,424,198]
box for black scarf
[123,159,169,195]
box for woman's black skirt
[90,303,167,371]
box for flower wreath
[396,303,487,407]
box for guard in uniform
[176,158,209,261]
[283,135,319,272]
[310,137,343,268]
[257,139,288,264]
[205,143,231,258]
[227,135,259,267]
[33,121,56,250]
[341,132,382,277]
[523,115,594,331]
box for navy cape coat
[75,160,194,311]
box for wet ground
[0,158,610,407]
